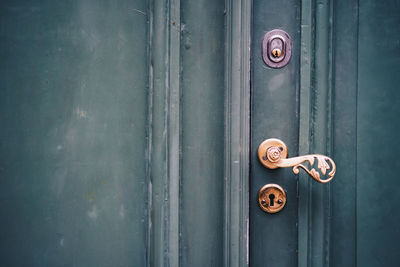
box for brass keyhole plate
[257,184,287,213]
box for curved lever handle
[258,138,336,183]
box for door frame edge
[224,0,252,266]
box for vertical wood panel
[357,0,400,266]
[147,0,181,265]
[298,0,335,266]
[148,0,169,265]
[250,0,301,265]
[168,1,181,266]
[298,0,313,265]
[224,0,251,266]
[180,0,226,266]
[330,0,358,265]
[0,1,149,266]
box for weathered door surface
[1,0,400,266]
[0,0,228,266]
[251,0,400,266]
[0,1,150,266]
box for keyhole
[269,194,275,206]
[271,48,282,58]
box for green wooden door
[1,0,399,266]
[0,1,150,266]
[0,0,229,266]
[250,0,400,266]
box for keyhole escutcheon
[257,184,287,213]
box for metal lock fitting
[258,184,287,213]
[262,29,292,68]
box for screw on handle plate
[258,138,336,183]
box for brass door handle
[258,138,336,183]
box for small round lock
[257,184,287,213]
[271,48,282,58]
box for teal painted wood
[147,0,167,265]
[301,0,400,266]
[10,0,400,266]
[357,0,400,266]
[147,0,181,265]
[253,0,400,266]
[298,0,313,265]
[250,0,301,265]
[180,0,226,266]
[147,0,182,265]
[0,0,149,266]
[309,0,334,264]
[298,0,335,266]
[330,0,358,265]
[167,0,181,266]
[224,0,251,266]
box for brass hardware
[271,48,282,58]
[257,184,287,213]
[258,138,336,183]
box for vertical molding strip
[148,0,168,265]
[299,0,334,266]
[149,0,252,264]
[146,0,154,264]
[167,0,181,266]
[298,0,313,265]
[148,0,181,266]
[224,0,251,266]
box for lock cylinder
[262,29,292,68]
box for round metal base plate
[257,184,287,213]
[257,138,288,169]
